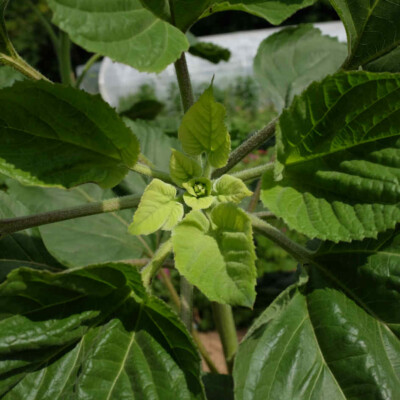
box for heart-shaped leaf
[172,203,256,307]
[47,0,189,73]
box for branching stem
[132,162,175,185]
[212,118,277,178]
[0,194,141,236]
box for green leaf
[121,99,165,121]
[311,228,400,335]
[0,264,205,399]
[254,25,347,112]
[0,81,139,189]
[183,177,212,198]
[261,72,400,242]
[178,85,231,168]
[203,0,318,25]
[141,0,212,32]
[189,41,231,64]
[172,203,256,307]
[6,181,148,268]
[213,174,252,203]
[366,46,400,73]
[47,0,189,73]
[170,149,203,186]
[130,179,184,235]
[0,192,62,279]
[125,118,180,172]
[234,285,400,400]
[331,0,400,70]
[0,66,24,88]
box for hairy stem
[212,118,277,178]
[76,53,102,88]
[211,303,238,374]
[59,31,75,85]
[249,214,314,263]
[247,179,262,213]
[0,54,49,81]
[0,194,141,236]
[233,162,274,182]
[132,162,175,185]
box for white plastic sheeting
[99,21,347,108]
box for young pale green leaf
[0,81,139,189]
[234,286,400,400]
[331,0,400,70]
[183,193,214,210]
[183,177,212,198]
[172,203,256,307]
[311,228,400,334]
[6,180,148,268]
[261,72,400,242]
[254,25,347,112]
[203,0,318,25]
[170,149,203,186]
[0,191,63,279]
[0,264,205,399]
[47,0,189,73]
[178,86,231,168]
[130,179,184,235]
[213,175,252,204]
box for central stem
[174,52,195,331]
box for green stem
[0,54,49,81]
[249,214,314,263]
[211,303,238,374]
[0,194,141,236]
[174,53,194,112]
[174,52,196,332]
[141,239,173,287]
[212,117,277,179]
[232,162,274,182]
[131,162,175,185]
[76,53,102,89]
[59,31,75,85]
[180,276,193,331]
[28,0,59,54]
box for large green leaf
[170,149,203,187]
[234,284,400,400]
[0,192,62,279]
[6,181,148,268]
[261,72,400,242]
[172,203,256,307]
[203,0,318,25]
[331,0,400,70]
[0,81,139,189]
[311,228,400,335]
[47,0,189,73]
[254,25,347,112]
[178,86,231,168]
[0,264,205,399]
